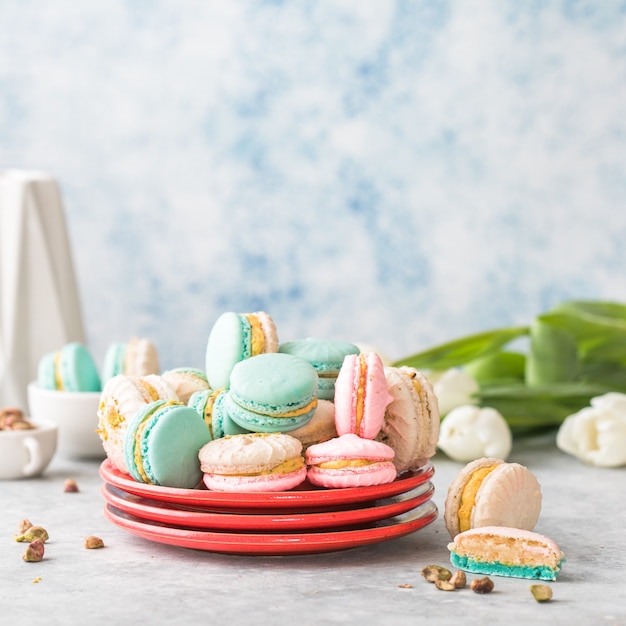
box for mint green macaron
[124,400,212,488]
[37,342,101,392]
[279,337,360,400]
[227,353,319,433]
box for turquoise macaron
[101,342,126,381]
[204,311,278,389]
[279,338,360,400]
[37,342,101,392]
[188,388,250,439]
[124,400,212,488]
[227,353,319,433]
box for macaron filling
[214,456,305,477]
[354,354,367,435]
[229,391,317,419]
[246,313,266,355]
[457,463,499,532]
[138,379,161,403]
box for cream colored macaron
[375,366,440,474]
[444,457,542,539]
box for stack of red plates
[99,459,438,556]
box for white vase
[0,170,85,410]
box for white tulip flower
[437,405,513,462]
[429,368,480,416]
[556,392,626,468]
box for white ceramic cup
[0,419,58,480]
[27,382,105,459]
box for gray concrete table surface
[1,434,624,626]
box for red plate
[101,481,435,531]
[99,459,434,512]
[103,500,438,555]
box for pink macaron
[334,352,392,439]
[305,433,397,488]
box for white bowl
[27,382,105,460]
[0,418,58,480]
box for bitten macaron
[334,352,392,439]
[125,400,212,488]
[37,342,101,392]
[199,432,307,492]
[205,311,279,389]
[444,457,542,539]
[448,526,565,581]
[305,433,397,488]
[278,337,360,400]
[226,352,318,433]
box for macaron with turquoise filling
[227,353,319,433]
[279,337,360,400]
[205,311,279,389]
[124,400,212,488]
[37,342,101,392]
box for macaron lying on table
[444,457,542,538]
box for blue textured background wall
[2,1,625,371]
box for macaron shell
[377,366,440,473]
[162,367,210,404]
[124,399,169,483]
[305,433,395,464]
[202,467,307,492]
[471,463,542,531]
[102,342,126,381]
[307,462,397,488]
[36,352,57,390]
[229,353,318,410]
[59,342,101,392]
[129,403,212,488]
[211,392,250,438]
[289,399,337,449]
[252,311,279,353]
[123,337,160,377]
[443,457,504,538]
[334,352,391,439]
[279,337,360,374]
[199,432,303,475]
[205,312,250,389]
[227,393,315,433]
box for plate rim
[103,500,439,556]
[101,481,435,531]
[99,459,435,510]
